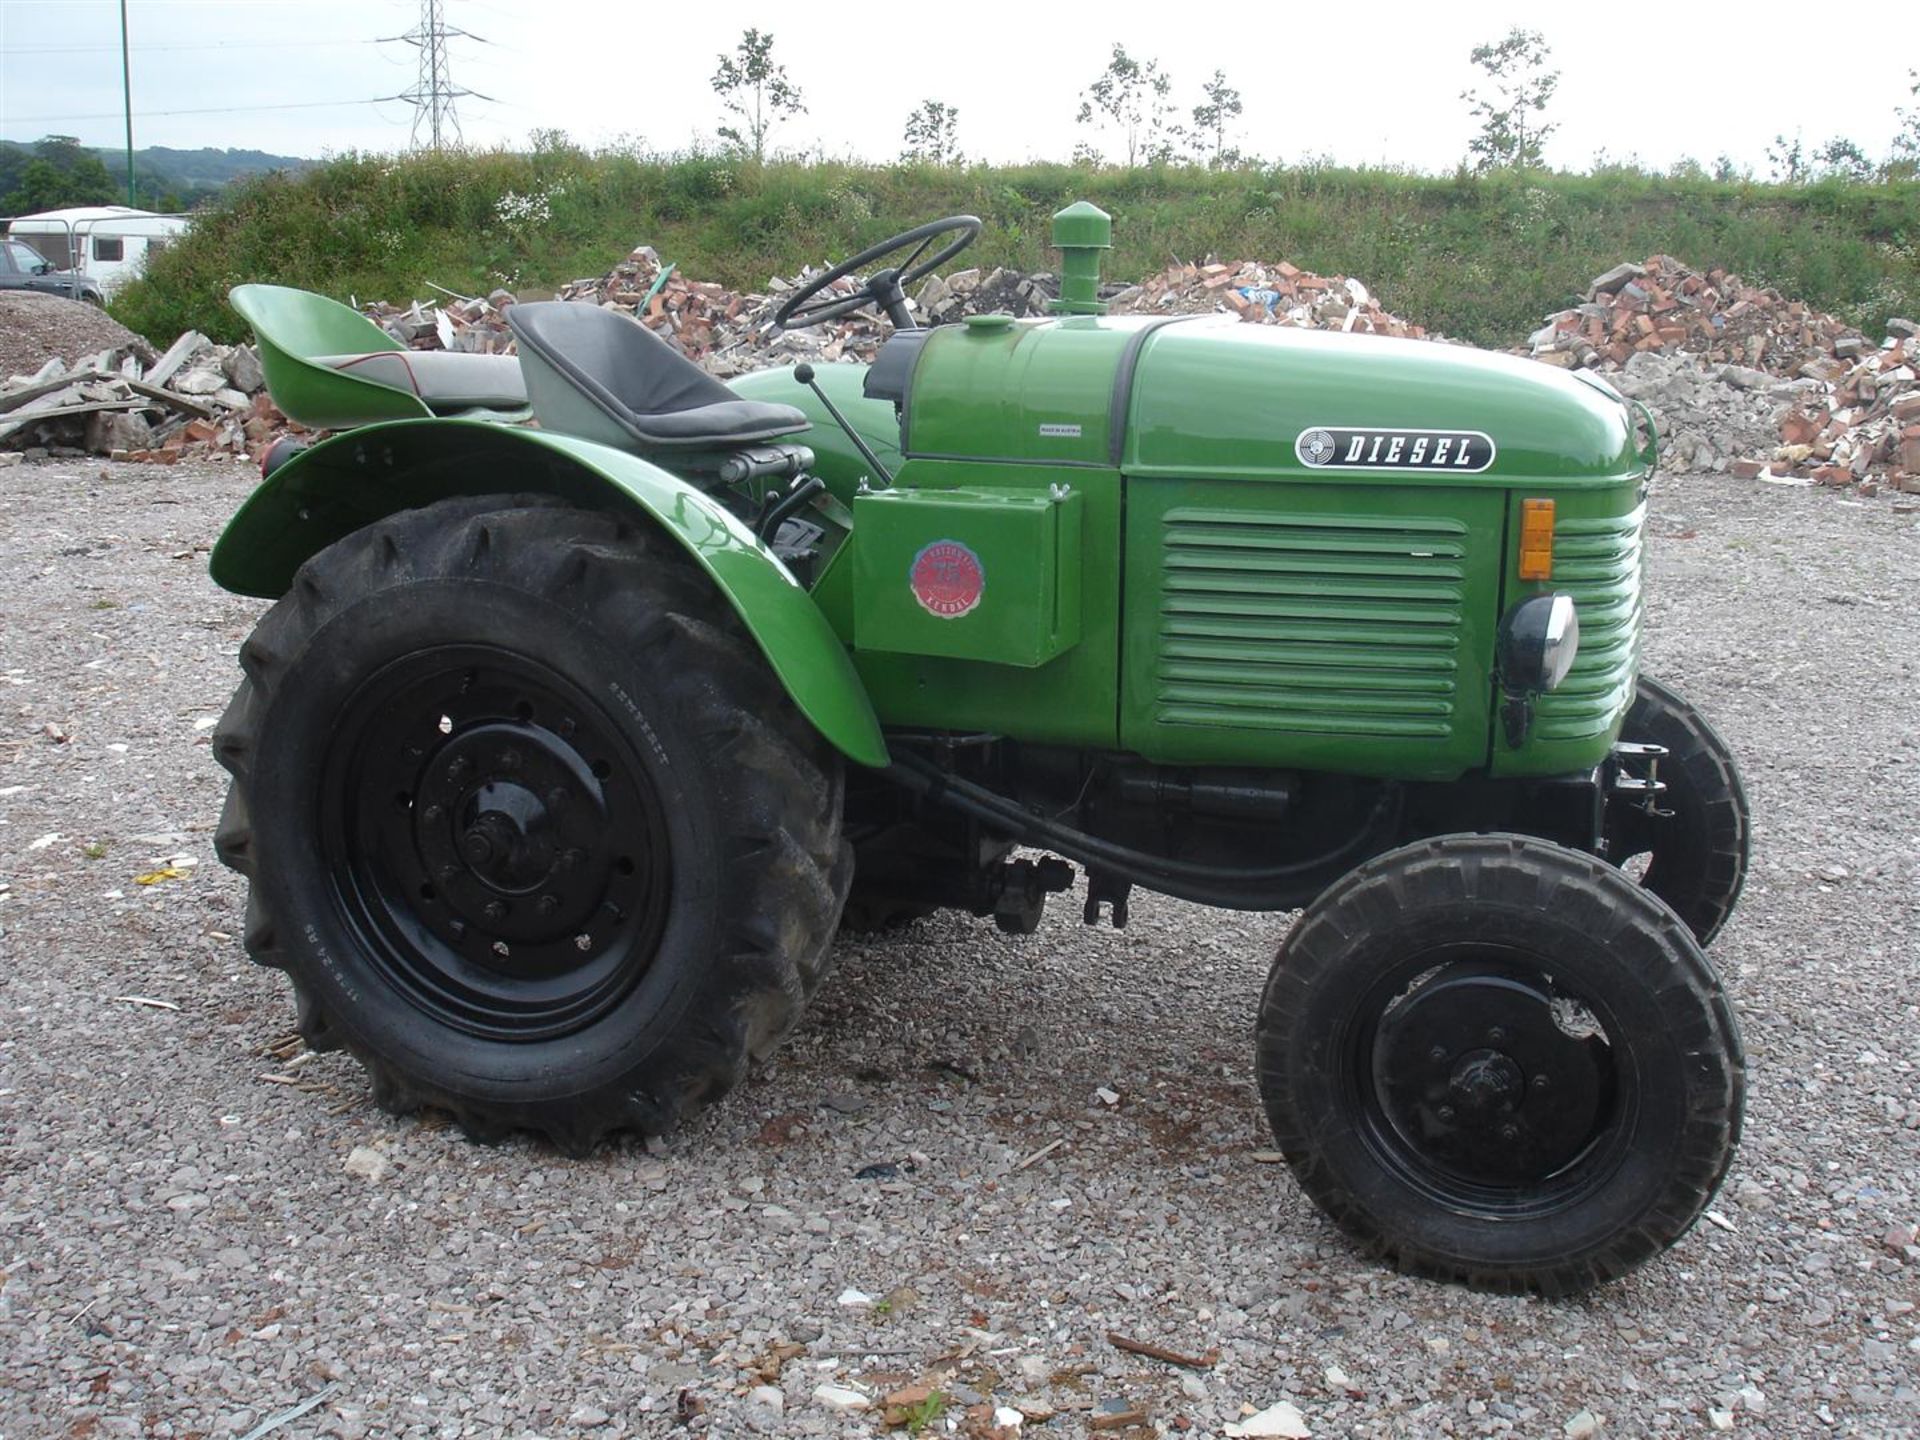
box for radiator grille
[1155,509,1469,737]
[1534,504,1646,741]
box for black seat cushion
[507,301,808,447]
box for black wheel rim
[1347,945,1634,1217]
[319,645,673,1042]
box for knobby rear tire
[213,495,851,1152]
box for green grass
[896,1391,946,1434]
[111,141,1920,350]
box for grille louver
[1155,509,1469,737]
[1535,505,1646,741]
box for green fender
[209,417,889,768]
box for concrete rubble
[360,287,518,355]
[0,331,287,465]
[1110,256,1427,338]
[5,241,1909,495]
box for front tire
[1608,674,1750,946]
[213,496,850,1151]
[1256,833,1743,1295]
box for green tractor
[212,204,1748,1294]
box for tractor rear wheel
[1256,833,1742,1295]
[1608,674,1750,946]
[213,495,850,1152]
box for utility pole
[119,0,134,204]
[391,0,478,151]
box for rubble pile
[0,291,150,379]
[0,329,287,466]
[1527,256,1863,371]
[1527,256,1919,490]
[915,266,1058,326]
[1109,257,1428,338]
[361,289,515,354]
[1607,350,1793,476]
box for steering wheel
[774,215,981,331]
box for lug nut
[438,863,460,881]
[537,894,560,915]
[1437,1105,1455,1121]
[1428,1045,1448,1063]
[421,803,443,823]
[499,749,520,771]
[483,900,509,922]
[1487,1026,1507,1043]
[446,757,469,780]
[602,901,626,922]
[1532,1073,1550,1090]
[1500,1123,1520,1141]
[447,919,466,939]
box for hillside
[96,144,310,193]
[106,146,1920,349]
[0,137,309,214]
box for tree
[1076,44,1177,167]
[1815,137,1873,182]
[1461,28,1559,171]
[1895,70,1920,160]
[1,135,115,213]
[1190,70,1243,167]
[1766,131,1809,184]
[901,100,963,165]
[711,29,804,162]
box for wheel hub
[458,787,551,883]
[1448,1048,1523,1110]
[322,649,674,1040]
[412,721,616,954]
[1372,966,1613,1189]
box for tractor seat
[314,350,528,413]
[506,301,809,450]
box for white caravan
[4,206,190,296]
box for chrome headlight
[1498,594,1579,694]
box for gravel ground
[2,457,1918,1439]
[0,292,149,379]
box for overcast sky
[3,0,1917,175]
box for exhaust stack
[1050,200,1111,316]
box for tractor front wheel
[1256,833,1742,1295]
[213,495,850,1152]
[1607,674,1750,946]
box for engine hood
[1124,319,1644,485]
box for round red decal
[909,539,985,619]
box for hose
[886,751,1401,911]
